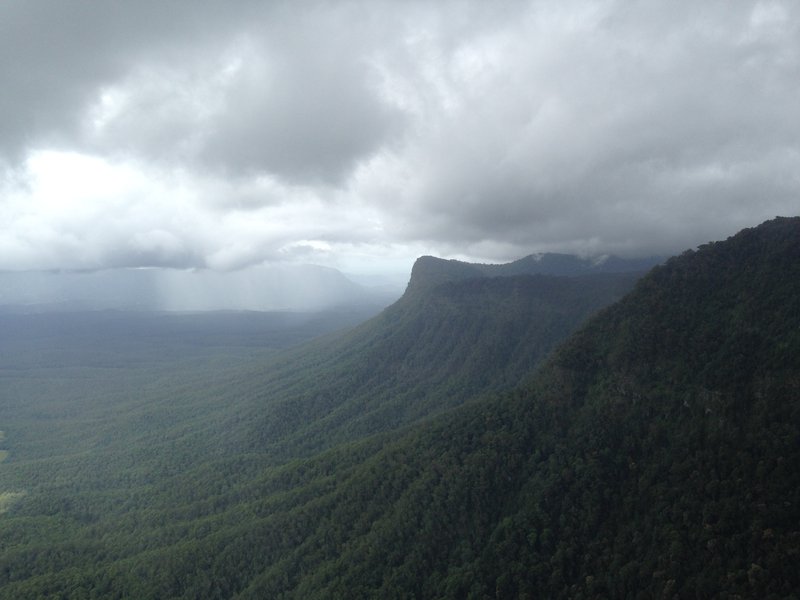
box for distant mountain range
[0,220,797,598]
[231,254,647,458]
[0,252,660,314]
[0,264,399,312]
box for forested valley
[0,218,798,598]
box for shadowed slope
[236,266,642,457]
[258,217,800,598]
[8,221,795,599]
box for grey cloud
[0,1,244,160]
[1,1,405,184]
[196,24,404,183]
[1,0,799,274]
[366,0,800,258]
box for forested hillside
[234,268,640,457]
[0,219,798,598]
[240,216,798,598]
[0,253,641,598]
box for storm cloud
[1,0,798,276]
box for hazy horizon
[0,263,408,313]
[1,1,798,290]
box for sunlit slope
[235,269,641,456]
[3,218,794,598]
[137,217,795,599]
[0,258,646,598]
[234,216,798,598]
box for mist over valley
[1,1,799,597]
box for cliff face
[404,252,662,294]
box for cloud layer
[1,0,798,275]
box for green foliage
[1,218,798,598]
[232,270,638,457]
[0,268,634,598]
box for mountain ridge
[233,264,643,457]
[0,218,797,598]
[406,252,663,292]
[274,216,800,598]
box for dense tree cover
[0,262,636,597]
[0,218,798,598]
[238,270,638,457]
[0,308,380,370]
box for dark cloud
[195,13,405,183]
[0,0,798,277]
[0,1,404,183]
[0,1,219,158]
[363,0,800,258]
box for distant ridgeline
[0,219,798,598]
[405,251,663,292]
[0,263,397,313]
[234,250,654,456]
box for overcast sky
[1,0,798,281]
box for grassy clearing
[0,491,25,514]
[0,431,19,513]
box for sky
[1,0,798,286]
